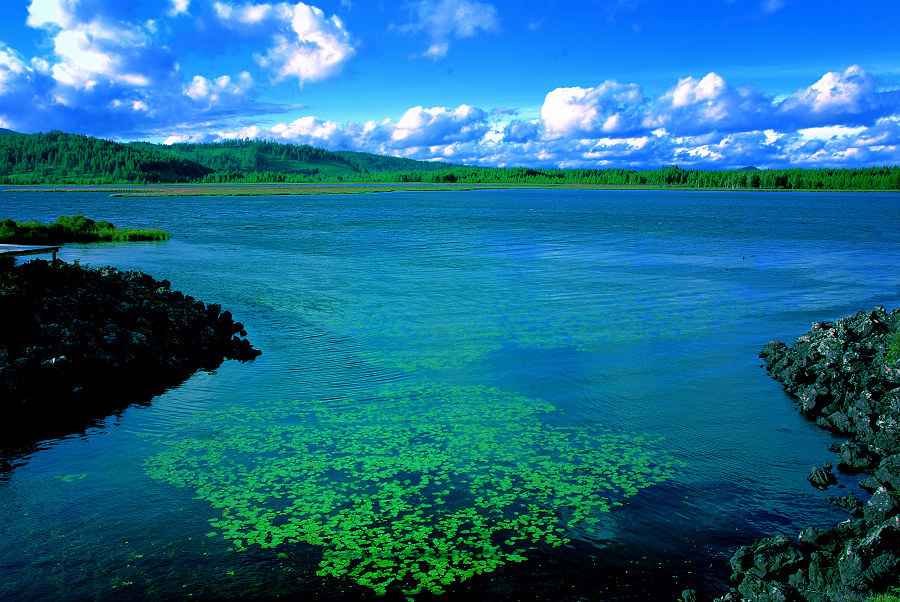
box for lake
[2,188,899,600]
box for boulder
[863,488,900,524]
[807,464,838,489]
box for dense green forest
[0,131,211,184]
[0,130,898,190]
[129,139,363,179]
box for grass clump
[887,328,900,365]
[0,215,169,244]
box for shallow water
[1,188,899,599]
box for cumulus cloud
[648,72,772,135]
[25,0,171,94]
[776,65,900,128]
[184,72,254,105]
[541,81,646,139]
[213,1,355,84]
[185,64,899,169]
[502,120,540,143]
[390,105,489,146]
[400,0,499,59]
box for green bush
[0,215,169,244]
[888,329,900,365]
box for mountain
[0,128,19,136]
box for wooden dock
[0,244,61,261]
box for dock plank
[0,244,61,261]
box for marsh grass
[0,215,169,244]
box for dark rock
[808,465,838,489]
[719,307,900,601]
[863,487,900,524]
[838,516,900,592]
[874,454,900,490]
[837,441,879,471]
[829,495,864,518]
[0,259,261,447]
[860,476,883,493]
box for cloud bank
[185,66,899,169]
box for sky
[1,0,899,170]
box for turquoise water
[1,188,899,599]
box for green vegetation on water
[144,384,683,598]
[0,131,898,190]
[0,215,169,244]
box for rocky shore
[697,307,900,602]
[0,257,260,446]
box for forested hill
[129,139,364,180]
[331,149,456,173]
[129,140,456,178]
[0,132,452,184]
[0,131,212,184]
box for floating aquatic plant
[145,384,681,597]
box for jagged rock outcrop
[706,307,900,601]
[0,257,260,442]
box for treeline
[0,215,169,244]
[0,131,211,184]
[330,165,900,190]
[194,164,900,190]
[0,131,898,190]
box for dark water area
[1,188,899,600]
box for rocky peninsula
[0,257,260,447]
[698,307,900,601]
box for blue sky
[1,0,899,169]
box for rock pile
[707,307,900,601]
[1,258,260,440]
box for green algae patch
[144,384,682,597]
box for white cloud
[400,0,499,59]
[24,1,170,95]
[390,104,489,146]
[777,65,888,127]
[26,0,75,29]
[649,72,771,135]
[169,0,190,16]
[540,81,645,139]
[184,72,253,104]
[214,2,355,84]
[0,44,32,90]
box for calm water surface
[1,188,899,600]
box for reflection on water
[1,188,899,599]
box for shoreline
[3,183,898,196]
[0,258,260,451]
[696,307,900,601]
